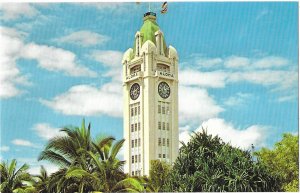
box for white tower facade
[122,12,179,176]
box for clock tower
[122,12,179,176]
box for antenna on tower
[148,2,151,12]
[136,2,168,14]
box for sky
[0,2,298,174]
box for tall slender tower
[122,12,179,176]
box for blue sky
[0,2,298,174]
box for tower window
[167,139,170,147]
[158,122,161,130]
[135,155,138,163]
[138,154,141,162]
[131,124,134,132]
[138,106,140,114]
[157,64,170,72]
[138,138,141,146]
[162,107,165,114]
[138,123,141,130]
[131,108,134,116]
[135,123,137,131]
[167,106,170,114]
[132,140,134,148]
[167,123,169,131]
[163,138,165,146]
[132,171,134,176]
[162,122,165,130]
[158,154,161,158]
[135,107,137,116]
[130,65,141,74]
[132,156,134,163]
[135,139,137,147]
[158,105,161,113]
[163,154,166,158]
[158,138,161,146]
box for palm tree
[64,137,128,192]
[38,120,93,168]
[38,119,140,192]
[38,120,95,192]
[33,166,49,193]
[0,159,34,193]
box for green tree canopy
[149,160,171,192]
[255,133,299,192]
[163,130,281,192]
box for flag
[161,2,168,14]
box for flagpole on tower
[148,2,151,12]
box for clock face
[158,82,170,99]
[130,83,140,100]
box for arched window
[130,65,141,74]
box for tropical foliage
[255,133,299,192]
[0,159,35,193]
[37,120,134,193]
[162,130,281,192]
[33,166,49,193]
[1,121,297,192]
[149,160,171,192]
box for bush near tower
[255,133,299,192]
[162,130,281,192]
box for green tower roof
[133,12,167,55]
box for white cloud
[0,26,96,99]
[42,78,223,121]
[179,86,224,124]
[180,118,268,150]
[28,163,59,175]
[196,57,223,68]
[32,123,65,140]
[40,49,124,117]
[17,158,59,175]
[83,2,136,14]
[0,146,10,152]
[228,70,297,91]
[12,139,35,147]
[40,82,122,117]
[224,55,289,70]
[117,147,124,160]
[54,30,110,47]
[90,50,123,67]
[14,14,53,32]
[178,125,191,147]
[224,56,250,68]
[252,56,289,69]
[184,54,297,102]
[224,92,252,107]
[0,3,38,21]
[277,95,297,103]
[21,43,96,77]
[201,118,267,149]
[90,50,123,81]
[0,27,31,98]
[180,69,227,88]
